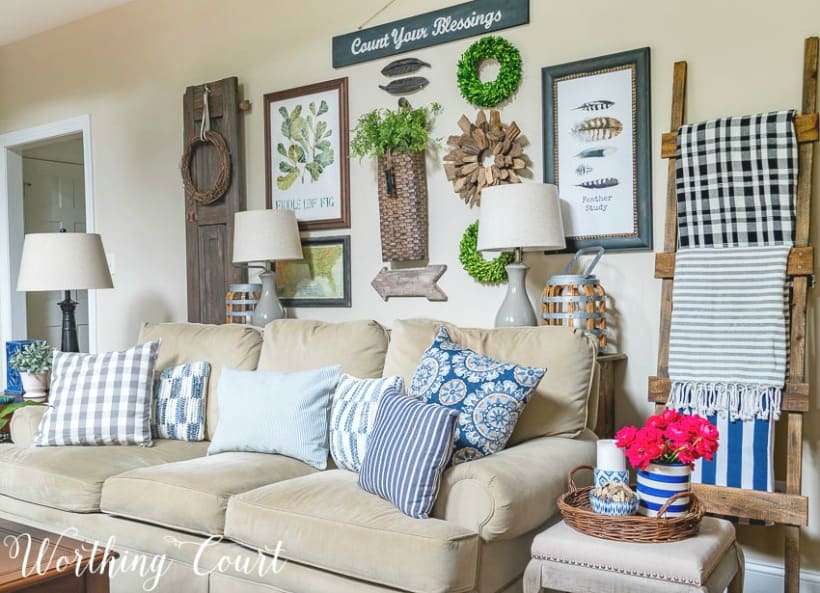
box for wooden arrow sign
[371,265,448,302]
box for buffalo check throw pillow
[152,361,210,441]
[34,341,160,447]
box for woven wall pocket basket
[558,465,703,543]
[377,151,429,262]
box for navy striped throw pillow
[358,389,458,518]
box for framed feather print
[542,47,652,251]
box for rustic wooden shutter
[183,77,246,323]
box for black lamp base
[58,290,79,353]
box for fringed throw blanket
[668,246,791,492]
[676,110,798,249]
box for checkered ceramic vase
[636,462,691,518]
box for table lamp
[232,209,303,327]
[16,232,114,352]
[477,183,566,327]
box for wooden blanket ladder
[650,37,818,593]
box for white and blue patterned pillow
[358,389,459,518]
[329,374,404,472]
[152,361,210,441]
[409,326,545,465]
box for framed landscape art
[264,78,350,231]
[542,47,652,251]
[276,236,351,308]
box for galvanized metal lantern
[542,247,607,349]
[225,283,262,325]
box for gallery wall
[0,0,818,574]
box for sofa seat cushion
[224,470,480,593]
[101,452,317,536]
[0,440,208,513]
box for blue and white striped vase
[636,462,691,518]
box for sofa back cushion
[138,322,263,440]
[383,319,597,443]
[257,319,389,378]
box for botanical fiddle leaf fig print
[276,100,335,190]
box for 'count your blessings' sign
[332,0,529,68]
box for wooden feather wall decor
[443,109,529,207]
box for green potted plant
[351,102,441,262]
[9,341,53,402]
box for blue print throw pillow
[409,326,545,465]
[152,361,211,441]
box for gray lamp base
[495,263,538,327]
[251,270,285,327]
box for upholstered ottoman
[524,518,744,593]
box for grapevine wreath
[459,221,514,284]
[180,130,232,205]
[457,36,522,108]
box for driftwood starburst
[443,109,528,207]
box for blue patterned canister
[594,468,629,488]
[636,462,691,518]
[5,340,38,395]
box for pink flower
[615,425,639,448]
[613,412,720,470]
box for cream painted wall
[0,0,818,572]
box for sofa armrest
[9,406,46,446]
[432,430,596,541]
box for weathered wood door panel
[183,77,246,323]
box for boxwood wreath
[459,221,514,284]
[457,36,522,108]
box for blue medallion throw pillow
[408,326,546,465]
[358,389,458,518]
[329,374,405,472]
[152,361,210,441]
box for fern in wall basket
[351,102,442,160]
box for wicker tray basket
[558,465,704,543]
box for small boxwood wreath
[457,36,522,108]
[459,221,515,284]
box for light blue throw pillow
[208,366,341,469]
[409,326,545,465]
[329,374,405,472]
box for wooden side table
[0,518,117,591]
[595,353,627,438]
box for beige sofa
[0,319,598,593]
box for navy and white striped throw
[35,341,160,447]
[358,389,458,519]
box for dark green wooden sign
[332,0,529,68]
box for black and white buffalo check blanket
[675,110,798,248]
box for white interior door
[22,158,89,351]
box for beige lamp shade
[476,183,566,252]
[232,209,303,263]
[17,232,113,291]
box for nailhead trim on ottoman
[524,518,745,593]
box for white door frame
[0,115,97,381]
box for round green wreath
[457,36,522,108]
[459,221,515,284]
